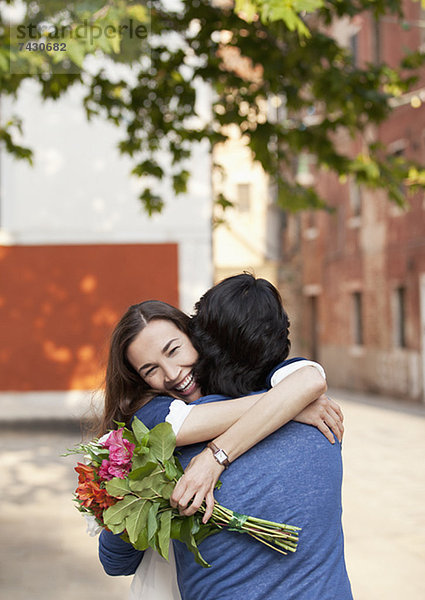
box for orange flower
[75,463,97,484]
[75,472,118,523]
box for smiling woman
[98,300,197,435]
[126,319,201,403]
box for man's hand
[293,394,344,443]
[170,447,225,523]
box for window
[236,183,251,212]
[349,181,362,217]
[296,153,314,186]
[390,142,407,200]
[309,295,319,361]
[352,291,363,345]
[372,18,381,64]
[307,210,316,228]
[394,286,406,348]
[350,33,359,66]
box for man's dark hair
[190,273,291,397]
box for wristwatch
[207,441,230,469]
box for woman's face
[127,319,201,403]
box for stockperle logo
[6,1,151,75]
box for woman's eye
[168,346,180,356]
[144,366,157,377]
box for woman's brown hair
[98,300,190,436]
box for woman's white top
[129,544,180,600]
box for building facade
[0,80,212,405]
[212,124,282,286]
[281,2,425,402]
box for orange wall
[0,244,179,391]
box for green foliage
[1,0,424,214]
[99,418,216,564]
[235,0,324,35]
[158,510,172,560]
[148,422,177,462]
[131,417,150,443]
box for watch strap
[207,441,230,468]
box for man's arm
[99,529,143,576]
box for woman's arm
[171,366,335,521]
[176,365,340,446]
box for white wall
[0,78,213,312]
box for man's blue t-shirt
[99,362,353,599]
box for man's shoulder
[133,395,176,429]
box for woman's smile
[173,372,198,397]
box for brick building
[281,2,425,402]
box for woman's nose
[163,363,181,384]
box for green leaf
[125,500,151,544]
[194,520,220,545]
[129,472,165,495]
[105,477,132,498]
[103,495,142,527]
[129,461,160,480]
[170,518,183,540]
[133,525,150,551]
[180,517,210,568]
[173,456,185,477]
[147,502,160,543]
[122,429,136,446]
[131,417,150,443]
[108,522,126,535]
[160,481,175,501]
[148,422,176,463]
[139,189,164,216]
[163,459,178,481]
[61,39,86,68]
[157,510,172,560]
[172,170,190,195]
[127,4,148,22]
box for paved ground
[0,390,424,599]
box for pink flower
[101,429,135,467]
[98,459,131,481]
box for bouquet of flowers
[67,417,300,567]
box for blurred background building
[0,80,212,406]
[212,1,425,403]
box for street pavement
[0,389,424,600]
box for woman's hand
[170,447,225,523]
[293,394,344,443]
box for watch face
[215,449,228,464]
